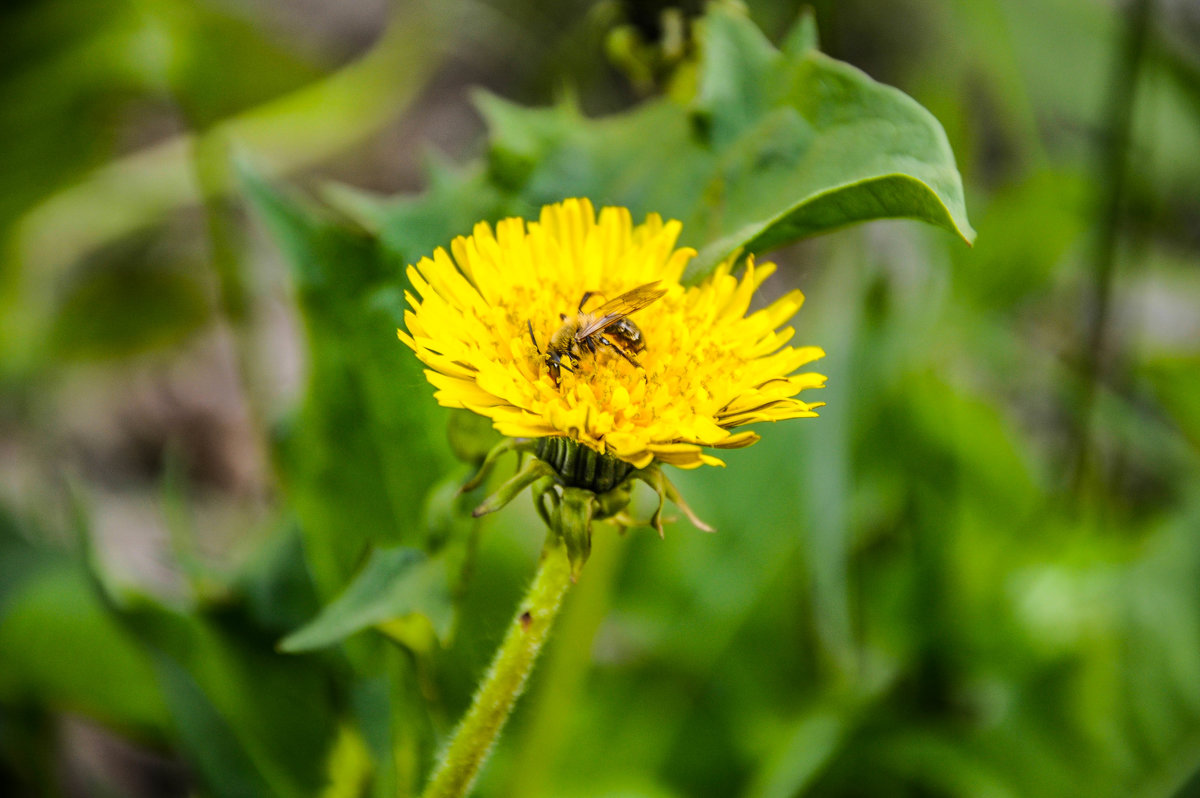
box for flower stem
[506,530,625,798]
[420,535,574,798]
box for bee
[528,281,667,386]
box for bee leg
[568,351,582,370]
[599,336,640,367]
[549,357,575,388]
[526,320,541,353]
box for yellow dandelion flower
[397,198,826,474]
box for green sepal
[633,465,716,537]
[460,437,535,495]
[532,477,560,531]
[594,480,634,522]
[555,488,597,581]
[529,475,633,579]
[473,458,554,518]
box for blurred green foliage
[2,1,1200,797]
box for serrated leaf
[355,4,972,281]
[324,157,515,266]
[780,7,819,57]
[692,2,779,148]
[280,547,453,653]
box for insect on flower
[528,281,667,387]
[398,198,826,471]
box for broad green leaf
[692,2,779,148]
[354,4,972,280]
[684,4,973,273]
[280,546,454,653]
[242,164,455,599]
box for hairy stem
[420,536,574,798]
[507,530,625,798]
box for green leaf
[692,2,780,148]
[280,546,454,653]
[0,503,170,734]
[64,478,339,798]
[686,4,975,273]
[744,709,848,798]
[150,652,282,798]
[779,7,819,57]
[323,154,516,266]
[354,4,972,280]
[119,595,339,798]
[0,566,170,734]
[153,0,324,127]
[242,163,455,599]
[234,522,323,638]
[0,505,58,616]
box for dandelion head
[398,198,825,474]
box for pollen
[398,198,825,470]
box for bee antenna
[527,320,541,353]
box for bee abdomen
[535,437,635,493]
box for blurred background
[2,0,1200,796]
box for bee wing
[575,282,667,339]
